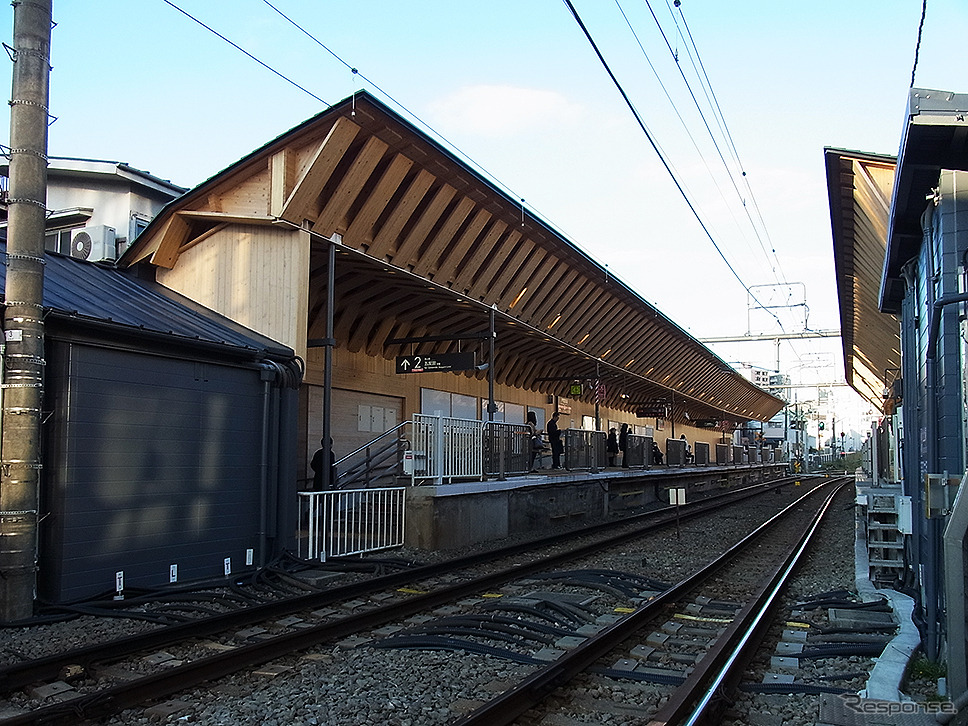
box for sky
[2,0,966,435]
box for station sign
[395,352,476,374]
[635,402,669,418]
[693,418,719,428]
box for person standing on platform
[607,428,619,467]
[652,440,664,465]
[311,437,336,490]
[619,423,630,468]
[526,410,540,472]
[547,410,563,469]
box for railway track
[426,477,850,725]
[0,475,829,725]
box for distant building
[0,157,186,261]
[736,364,772,389]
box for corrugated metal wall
[41,341,269,602]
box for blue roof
[0,246,293,360]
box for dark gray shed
[0,246,302,603]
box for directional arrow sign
[395,352,476,374]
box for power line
[160,0,329,106]
[910,0,928,87]
[613,0,772,284]
[561,0,780,327]
[641,0,787,287]
[672,0,789,285]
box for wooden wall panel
[156,225,310,360]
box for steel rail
[0,478,809,725]
[655,478,849,726]
[0,477,798,694]
[449,477,848,726]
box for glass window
[451,393,478,420]
[504,403,525,424]
[420,388,452,416]
[528,406,546,430]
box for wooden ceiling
[126,91,784,423]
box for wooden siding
[156,225,310,361]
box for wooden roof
[125,92,784,423]
[824,148,901,412]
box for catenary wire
[613,0,777,290]
[160,0,329,107]
[562,0,781,327]
[641,0,786,287]
[671,0,789,285]
[910,0,927,87]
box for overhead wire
[641,0,786,288]
[612,0,773,289]
[160,0,329,107]
[561,0,781,328]
[671,0,789,286]
[910,0,927,87]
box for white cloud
[427,84,585,137]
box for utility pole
[0,0,52,621]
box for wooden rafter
[311,135,389,237]
[280,116,361,224]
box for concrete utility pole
[0,0,52,621]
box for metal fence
[563,428,606,471]
[625,433,650,468]
[297,487,405,561]
[409,413,484,484]
[483,420,532,478]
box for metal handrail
[334,422,411,490]
[335,420,410,468]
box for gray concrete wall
[403,465,787,551]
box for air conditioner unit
[70,225,117,262]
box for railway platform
[404,461,787,550]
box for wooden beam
[176,210,278,225]
[269,148,296,217]
[179,222,229,254]
[343,153,414,249]
[432,207,492,284]
[452,219,507,292]
[311,135,389,237]
[496,246,545,310]
[367,169,436,260]
[517,259,569,320]
[410,196,476,278]
[392,183,457,265]
[149,213,193,269]
[280,116,360,224]
[530,268,582,325]
[467,230,524,301]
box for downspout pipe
[922,290,968,662]
[925,292,968,361]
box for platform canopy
[824,148,901,413]
[125,92,784,425]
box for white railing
[409,413,484,484]
[297,487,405,561]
